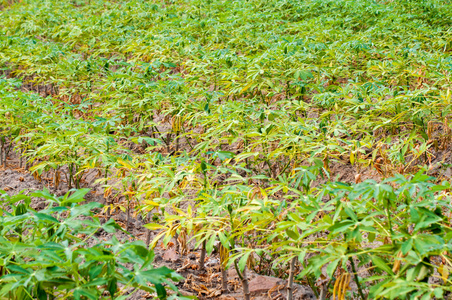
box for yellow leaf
[117,158,133,169]
[439,265,449,282]
[144,200,160,207]
[240,82,253,94]
[144,223,164,230]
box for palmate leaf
[116,244,149,265]
[37,249,67,264]
[5,193,31,206]
[69,202,101,218]
[412,234,444,255]
[1,212,30,227]
[62,188,91,205]
[79,250,115,266]
[33,212,59,224]
[0,284,32,299]
[213,150,235,161]
[294,70,314,81]
[371,278,443,300]
[132,267,177,299]
[0,188,182,299]
[31,189,59,203]
[3,0,452,298]
[102,218,129,234]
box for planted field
[1,0,452,299]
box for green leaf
[218,231,228,248]
[295,70,313,81]
[238,251,252,272]
[103,219,128,234]
[107,277,117,298]
[32,189,58,202]
[326,259,340,278]
[298,250,307,263]
[206,234,216,254]
[155,283,167,299]
[368,232,376,243]
[215,151,235,161]
[70,202,101,218]
[401,240,412,255]
[64,189,90,204]
[285,229,299,241]
[33,212,59,223]
[434,288,444,298]
[74,288,98,300]
[370,255,394,275]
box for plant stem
[54,168,59,190]
[306,275,319,298]
[241,266,250,300]
[318,283,328,300]
[234,260,250,300]
[1,141,5,167]
[0,139,3,167]
[105,166,110,218]
[384,197,396,248]
[221,266,228,292]
[175,130,179,153]
[4,141,12,166]
[146,212,151,247]
[19,147,22,168]
[199,239,206,270]
[287,257,296,300]
[349,256,366,300]
[126,199,130,232]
